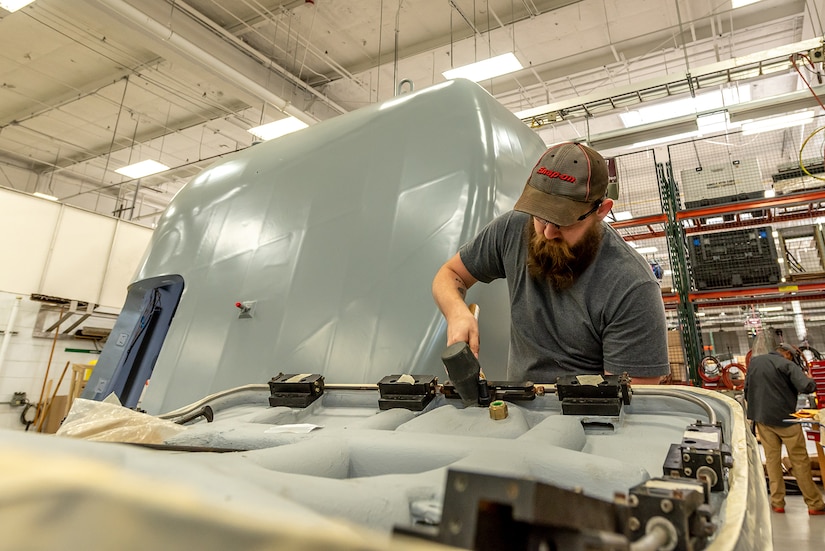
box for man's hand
[446,309,480,358]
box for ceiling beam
[91,0,347,124]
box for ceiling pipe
[171,0,351,113]
[93,0,338,127]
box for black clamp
[268,373,324,408]
[556,373,631,416]
[377,375,437,411]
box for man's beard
[526,221,604,291]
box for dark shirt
[743,351,817,426]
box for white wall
[0,188,154,431]
[0,293,115,430]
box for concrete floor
[770,493,825,550]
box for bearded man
[432,142,669,384]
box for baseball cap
[514,142,609,227]
[777,343,795,353]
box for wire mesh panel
[609,149,663,218]
[777,224,825,281]
[608,149,672,287]
[667,115,825,293]
[664,114,825,382]
[666,328,687,382]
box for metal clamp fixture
[377,374,437,411]
[555,373,632,416]
[663,421,733,493]
[268,373,324,408]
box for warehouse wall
[0,188,153,431]
[0,293,112,431]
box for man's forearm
[432,265,470,320]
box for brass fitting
[489,400,509,420]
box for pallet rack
[607,119,825,384]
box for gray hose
[157,384,268,420]
[632,387,717,425]
[157,382,380,421]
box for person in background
[432,142,670,385]
[744,343,824,515]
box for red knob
[235,302,242,309]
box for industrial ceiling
[0,0,822,227]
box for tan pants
[757,422,825,510]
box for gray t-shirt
[459,210,669,383]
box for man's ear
[597,198,614,220]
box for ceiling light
[442,53,523,82]
[740,111,814,135]
[732,0,762,8]
[33,192,57,201]
[635,246,658,254]
[621,88,751,129]
[0,0,34,12]
[764,189,776,198]
[115,160,170,179]
[758,306,784,312]
[630,131,699,148]
[612,211,633,221]
[248,117,308,141]
[696,110,740,135]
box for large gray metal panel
[102,79,546,414]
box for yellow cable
[798,124,825,182]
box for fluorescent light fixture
[741,111,814,135]
[631,131,699,148]
[442,52,523,82]
[248,117,309,141]
[115,160,169,179]
[612,211,634,221]
[33,192,57,201]
[635,246,658,254]
[621,87,751,129]
[696,110,741,135]
[0,0,34,11]
[732,0,762,8]
[764,189,776,198]
[758,306,783,312]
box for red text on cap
[537,166,576,183]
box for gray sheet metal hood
[89,79,546,415]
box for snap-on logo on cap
[536,166,576,183]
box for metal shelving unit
[608,117,825,384]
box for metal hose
[632,387,717,425]
[157,382,381,421]
[629,523,672,551]
[157,384,268,420]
